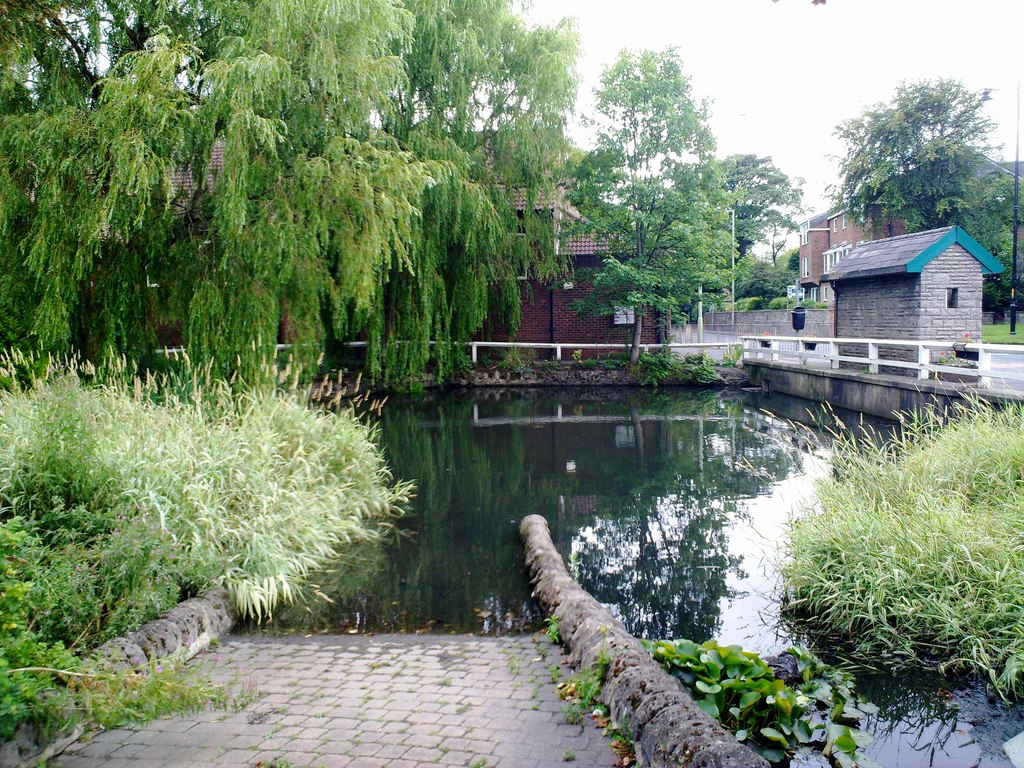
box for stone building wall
[918,244,983,341]
[833,243,985,374]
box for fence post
[556,345,562,361]
[771,339,779,362]
[867,342,878,374]
[472,342,478,364]
[830,341,840,369]
[977,346,992,389]
[917,344,930,380]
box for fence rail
[741,335,1024,390]
[342,339,739,363]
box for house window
[841,213,847,230]
[801,258,809,278]
[832,218,838,233]
[799,222,809,246]
[947,288,959,309]
[613,306,635,325]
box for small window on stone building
[946,288,959,309]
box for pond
[270,387,1024,767]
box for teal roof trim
[905,226,1004,275]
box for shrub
[767,297,790,310]
[736,297,765,311]
[631,351,681,386]
[678,353,720,385]
[498,346,536,374]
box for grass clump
[784,402,1024,698]
[0,355,408,737]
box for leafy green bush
[632,351,681,386]
[736,297,766,311]
[768,297,790,310]
[0,520,80,740]
[678,353,720,385]
[645,639,878,766]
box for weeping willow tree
[364,0,580,380]
[0,0,578,381]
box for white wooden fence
[741,335,1024,390]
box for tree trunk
[629,314,643,365]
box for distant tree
[723,154,803,264]
[783,246,800,274]
[834,79,1017,313]
[833,79,998,232]
[736,259,795,301]
[568,48,728,364]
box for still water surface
[284,388,1024,767]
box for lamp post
[730,208,736,328]
[1012,82,1020,335]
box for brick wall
[480,278,659,357]
[703,308,834,337]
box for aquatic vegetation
[645,639,878,767]
[785,402,1024,699]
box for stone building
[823,226,1002,370]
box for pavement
[53,633,617,768]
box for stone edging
[5,588,237,768]
[520,515,768,768]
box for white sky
[526,0,1023,218]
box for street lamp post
[1012,82,1020,335]
[730,208,736,328]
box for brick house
[798,210,905,304]
[479,206,662,357]
[824,225,1003,343]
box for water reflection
[258,388,1024,767]
[268,388,808,637]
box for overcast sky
[526,0,1022,219]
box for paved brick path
[55,634,616,768]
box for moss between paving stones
[520,514,768,768]
[8,589,237,768]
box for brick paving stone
[51,634,617,768]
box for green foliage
[0,359,408,625]
[768,297,790,310]
[558,651,610,725]
[545,615,561,645]
[498,346,537,375]
[785,403,1024,699]
[723,154,803,263]
[645,639,878,766]
[567,48,728,364]
[834,79,998,233]
[631,352,719,387]
[631,351,681,386]
[0,519,81,740]
[720,344,743,368]
[736,259,796,302]
[0,0,579,383]
[735,297,766,311]
[678,353,720,385]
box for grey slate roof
[824,227,951,281]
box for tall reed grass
[784,402,1024,698]
[0,353,409,628]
